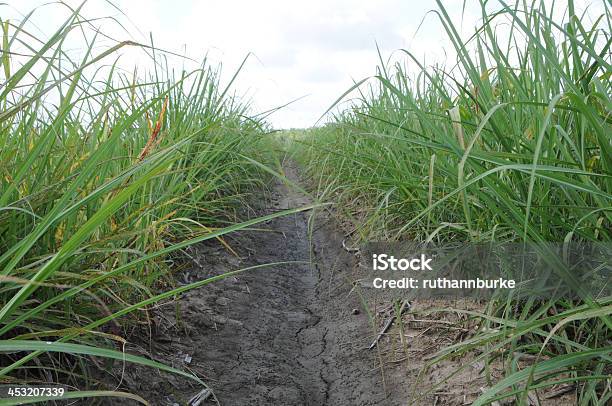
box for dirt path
[107,161,582,406]
[112,161,409,405]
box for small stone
[352,308,360,315]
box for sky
[2,0,603,128]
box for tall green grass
[0,4,299,403]
[297,0,611,404]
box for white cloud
[2,0,605,128]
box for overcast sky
[2,0,603,128]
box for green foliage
[296,0,611,404]
[0,3,283,400]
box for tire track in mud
[113,162,404,405]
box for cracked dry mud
[107,163,581,406]
[110,163,408,405]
